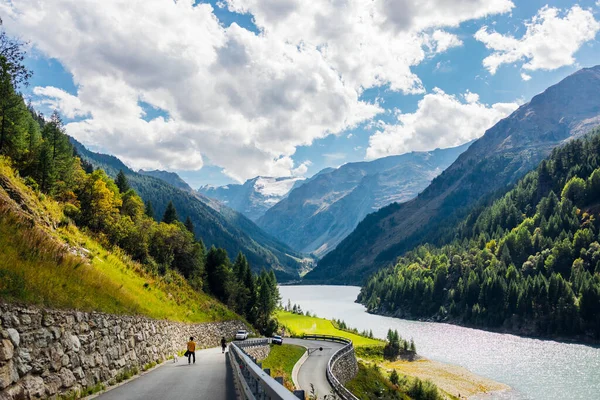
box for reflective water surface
[279,285,600,400]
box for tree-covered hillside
[70,138,306,281]
[359,130,600,340]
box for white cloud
[291,161,311,177]
[224,0,513,93]
[521,72,532,81]
[32,86,89,119]
[463,90,480,103]
[1,0,514,181]
[476,5,600,74]
[366,88,519,159]
[1,0,382,181]
[424,30,463,54]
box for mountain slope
[70,139,306,281]
[0,158,236,322]
[139,169,193,192]
[198,176,305,221]
[359,129,600,340]
[309,65,600,284]
[257,142,471,257]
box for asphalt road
[96,347,236,400]
[284,338,345,400]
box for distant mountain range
[256,142,472,257]
[139,169,193,192]
[198,176,305,221]
[307,65,600,284]
[70,138,309,281]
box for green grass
[275,311,383,347]
[355,345,385,361]
[347,362,446,400]
[0,159,237,323]
[260,344,306,391]
[346,362,408,400]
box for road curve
[96,347,236,400]
[284,338,345,400]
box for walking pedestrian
[221,337,227,353]
[187,336,196,364]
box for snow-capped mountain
[198,176,305,221]
[257,142,472,257]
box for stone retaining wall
[0,303,246,399]
[331,347,358,385]
[244,345,270,362]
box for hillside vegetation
[71,138,305,282]
[0,157,235,322]
[259,344,305,391]
[360,130,600,339]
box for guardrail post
[293,390,305,399]
[263,368,271,376]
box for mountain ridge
[308,65,600,284]
[198,176,305,221]
[257,142,472,257]
[139,169,193,192]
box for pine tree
[144,200,155,219]
[244,264,257,323]
[37,111,74,194]
[0,24,32,154]
[115,169,130,193]
[184,216,194,234]
[389,369,400,386]
[409,338,416,353]
[205,246,232,302]
[162,200,178,224]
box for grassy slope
[259,344,306,391]
[346,362,409,400]
[275,311,383,347]
[0,158,237,323]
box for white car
[235,329,248,340]
[271,335,283,345]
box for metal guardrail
[301,335,360,400]
[229,341,300,400]
[235,338,270,348]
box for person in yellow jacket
[186,337,196,364]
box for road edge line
[291,345,309,391]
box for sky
[1,0,600,188]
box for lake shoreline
[376,357,511,400]
[280,284,600,399]
[283,283,600,345]
[364,306,600,347]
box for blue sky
[8,0,600,187]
